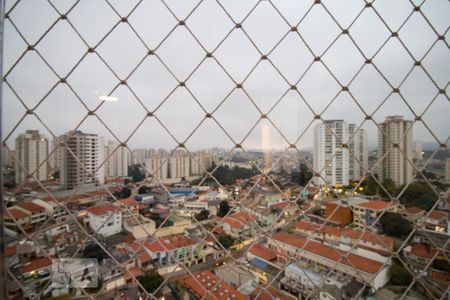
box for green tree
[83,244,109,262]
[194,209,210,221]
[217,200,230,217]
[399,181,438,211]
[389,261,412,286]
[379,212,413,238]
[433,258,450,273]
[379,178,398,198]
[114,187,132,199]
[128,164,145,182]
[138,185,151,194]
[139,271,164,293]
[291,164,313,186]
[218,235,235,249]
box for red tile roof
[405,207,425,215]
[249,244,277,261]
[222,211,255,229]
[294,220,394,250]
[124,267,144,281]
[251,286,296,300]
[177,270,246,300]
[17,202,45,213]
[21,257,52,273]
[86,204,119,216]
[428,210,448,220]
[410,244,434,259]
[357,200,397,211]
[145,234,197,253]
[5,245,17,256]
[7,208,30,219]
[118,198,139,206]
[272,232,384,274]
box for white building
[145,155,168,180]
[104,140,130,178]
[313,120,349,186]
[86,204,122,237]
[169,154,190,180]
[132,148,154,165]
[348,124,368,181]
[15,130,49,184]
[59,131,105,189]
[190,151,215,175]
[377,116,413,186]
[412,141,423,161]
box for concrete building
[169,154,190,180]
[15,130,49,184]
[348,124,368,181]
[2,145,14,167]
[348,198,400,231]
[313,120,349,186]
[86,204,122,237]
[59,131,105,189]
[132,148,154,165]
[377,116,413,186]
[104,140,130,178]
[145,155,168,180]
[412,141,423,161]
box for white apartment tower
[104,140,130,178]
[15,130,49,183]
[169,154,190,180]
[59,131,105,189]
[313,120,349,186]
[378,116,413,186]
[348,124,368,181]
[145,155,168,180]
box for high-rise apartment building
[313,120,349,186]
[132,148,155,165]
[190,151,215,175]
[59,131,105,189]
[412,141,423,161]
[169,154,190,180]
[145,155,168,180]
[104,140,130,178]
[348,124,368,181]
[377,116,413,186]
[15,130,49,183]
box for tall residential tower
[15,130,49,183]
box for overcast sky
[2,0,449,152]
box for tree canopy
[207,163,257,185]
[113,187,132,199]
[218,235,235,249]
[217,200,230,217]
[379,212,413,238]
[291,164,313,186]
[194,209,210,221]
[128,164,145,182]
[139,271,164,293]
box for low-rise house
[128,233,205,268]
[85,204,122,237]
[5,209,31,231]
[403,207,425,222]
[269,232,390,290]
[221,211,257,240]
[294,220,394,256]
[32,198,67,220]
[424,210,448,233]
[175,270,247,300]
[113,198,140,220]
[16,201,48,226]
[348,198,399,231]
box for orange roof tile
[177,271,246,300]
[17,202,45,213]
[119,198,139,206]
[405,207,424,215]
[124,267,144,281]
[251,287,296,300]
[357,200,396,211]
[410,244,435,259]
[86,204,119,216]
[428,210,448,220]
[145,234,197,253]
[21,257,52,273]
[5,245,17,256]
[272,232,384,274]
[7,208,30,219]
[249,244,277,261]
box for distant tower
[348,124,368,181]
[104,140,130,178]
[377,116,413,186]
[412,141,423,161]
[59,131,105,189]
[15,130,49,183]
[313,120,349,186]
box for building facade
[15,130,49,184]
[348,124,368,181]
[104,140,130,178]
[377,116,413,186]
[59,131,105,189]
[313,120,349,186]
